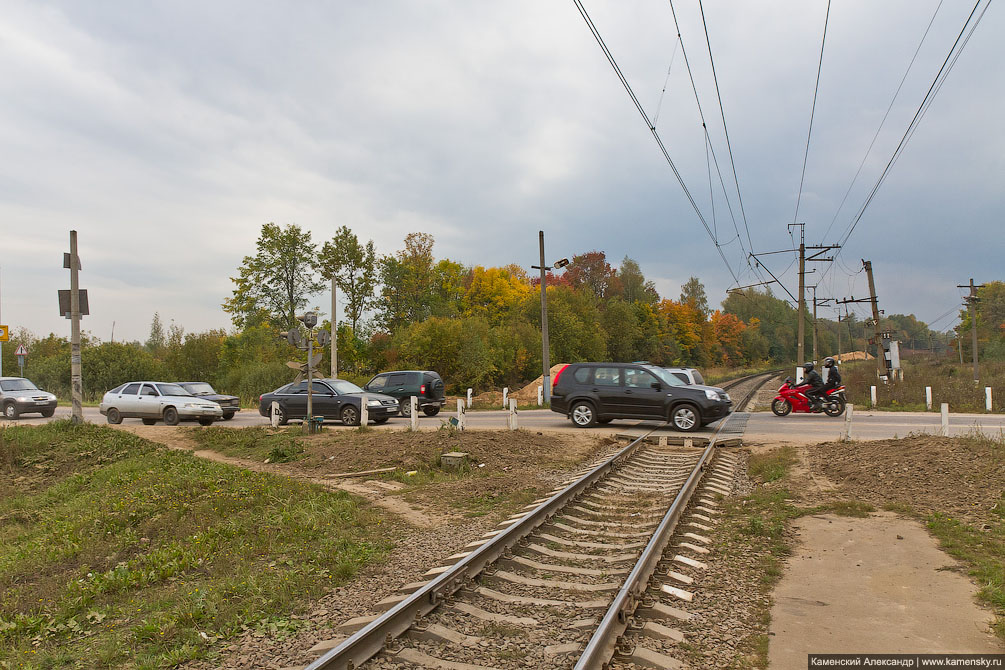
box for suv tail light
[258,395,262,402]
[552,364,569,390]
[420,384,426,395]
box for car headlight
[705,390,720,401]
[367,399,381,406]
[16,395,33,402]
[184,403,199,408]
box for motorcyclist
[797,362,825,411]
[821,357,841,396]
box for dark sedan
[177,382,241,420]
[258,378,400,426]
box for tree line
[2,223,956,402]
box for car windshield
[182,383,215,395]
[0,379,38,392]
[156,383,192,397]
[328,380,364,394]
[646,367,687,388]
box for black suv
[363,370,446,417]
[550,362,731,432]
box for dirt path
[770,512,1002,663]
[768,435,1005,664]
[118,425,449,527]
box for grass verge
[185,426,306,463]
[0,421,388,669]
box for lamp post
[531,231,568,404]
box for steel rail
[305,426,661,670]
[575,422,728,670]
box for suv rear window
[692,371,705,385]
[573,367,591,384]
[593,367,622,386]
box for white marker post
[508,399,518,430]
[271,401,281,428]
[842,403,854,442]
[360,401,368,427]
[537,385,543,406]
[502,387,508,408]
[941,403,949,437]
[456,399,465,431]
[925,387,932,411]
[410,396,418,431]
[986,387,993,412]
[466,388,472,409]
[870,386,877,408]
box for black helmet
[824,357,836,367]
[803,362,815,373]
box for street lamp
[531,231,568,404]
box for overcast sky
[0,0,1000,344]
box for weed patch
[0,422,388,668]
[186,426,305,463]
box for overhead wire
[697,0,754,253]
[821,0,945,243]
[792,0,833,226]
[652,36,681,128]
[663,0,765,289]
[571,0,741,285]
[831,0,989,257]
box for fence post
[410,396,418,431]
[360,401,368,427]
[502,387,508,408]
[986,387,993,412]
[842,403,853,441]
[870,385,877,408]
[456,399,465,431]
[925,387,932,411]
[537,385,543,406]
[508,399,518,430]
[466,388,472,409]
[271,401,280,428]
[941,402,949,437]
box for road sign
[0,325,8,342]
[57,289,90,318]
[15,344,27,356]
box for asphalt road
[5,405,1005,444]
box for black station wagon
[550,362,732,432]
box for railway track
[292,374,777,670]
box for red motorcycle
[771,378,847,417]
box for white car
[100,381,223,426]
[1,377,58,419]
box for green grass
[841,357,1005,413]
[185,426,306,463]
[926,511,1005,638]
[747,446,797,483]
[0,421,388,669]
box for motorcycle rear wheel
[771,398,792,416]
[824,398,846,417]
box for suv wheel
[399,399,412,417]
[3,402,19,420]
[670,404,700,432]
[423,406,440,417]
[570,401,597,428]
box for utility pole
[69,231,83,424]
[863,259,886,379]
[539,232,550,402]
[531,232,569,404]
[330,279,337,378]
[790,223,806,365]
[957,278,984,381]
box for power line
[652,36,680,128]
[821,0,944,243]
[571,0,741,285]
[834,0,988,251]
[793,0,832,226]
[697,0,753,253]
[664,0,764,288]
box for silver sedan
[99,381,224,426]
